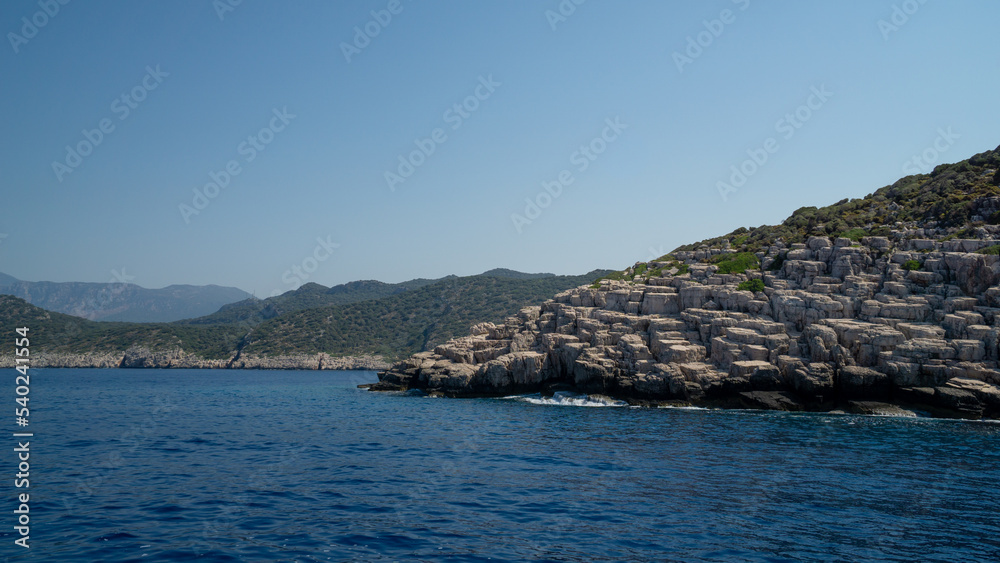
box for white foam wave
[516,391,627,408]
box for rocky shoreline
[375,232,1000,420]
[2,348,389,371]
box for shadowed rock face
[376,234,1000,419]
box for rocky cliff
[376,149,1000,420]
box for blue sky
[1,0,998,296]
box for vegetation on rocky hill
[241,272,612,360]
[2,269,612,364]
[377,145,1000,419]
[588,146,1000,282]
[675,148,1000,253]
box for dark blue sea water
[2,368,999,562]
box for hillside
[0,275,250,322]
[674,150,1000,254]
[0,295,235,358]
[0,269,611,367]
[240,270,611,360]
[376,145,1000,420]
[479,269,559,280]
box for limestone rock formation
[376,232,1000,419]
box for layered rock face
[376,235,1000,419]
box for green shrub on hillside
[902,260,921,271]
[837,228,868,241]
[712,252,760,275]
[595,271,627,284]
[737,279,765,292]
[976,244,1000,255]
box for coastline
[1,350,389,371]
[368,381,996,420]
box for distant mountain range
[0,274,251,322]
[0,268,612,365]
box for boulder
[838,366,890,399]
[739,391,804,411]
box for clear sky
[1,0,998,296]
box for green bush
[712,252,760,275]
[596,271,627,283]
[675,264,690,275]
[837,227,868,241]
[766,252,786,271]
[902,259,921,271]
[976,244,1000,255]
[737,279,765,292]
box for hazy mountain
[0,275,250,323]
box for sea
[2,368,999,562]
